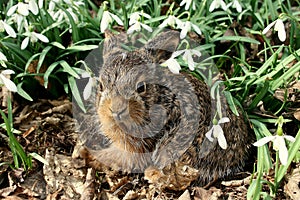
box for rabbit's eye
[136,81,146,93]
[98,81,104,92]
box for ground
[0,96,298,199]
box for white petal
[284,135,296,143]
[209,0,217,12]
[18,2,29,16]
[140,23,153,32]
[100,11,111,33]
[205,128,214,142]
[1,69,15,75]
[110,13,124,26]
[275,19,286,42]
[184,0,191,10]
[81,71,90,78]
[3,22,17,38]
[179,0,187,7]
[216,127,228,149]
[233,0,242,13]
[38,0,43,8]
[83,78,93,100]
[129,12,140,25]
[127,22,140,34]
[34,32,49,43]
[141,12,151,19]
[0,51,7,61]
[29,0,39,15]
[21,37,30,49]
[191,49,201,57]
[278,137,288,165]
[180,25,188,39]
[253,136,275,147]
[161,58,181,74]
[0,74,17,92]
[213,124,222,138]
[262,20,276,34]
[192,24,202,35]
[7,5,17,16]
[220,0,228,11]
[172,50,185,58]
[218,117,230,124]
[159,19,168,28]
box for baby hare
[76,30,252,189]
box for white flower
[253,134,295,165]
[127,21,152,34]
[209,0,228,12]
[180,0,196,10]
[81,72,94,100]
[127,12,152,34]
[128,12,151,25]
[21,30,49,49]
[262,19,286,42]
[161,57,181,74]
[0,51,8,68]
[205,117,230,149]
[0,70,17,92]
[100,10,123,33]
[181,49,201,70]
[26,0,39,15]
[179,21,202,39]
[227,0,242,13]
[7,0,38,16]
[0,20,16,38]
[159,15,182,29]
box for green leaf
[212,36,261,44]
[68,76,86,113]
[29,152,49,165]
[223,91,239,116]
[59,61,80,78]
[51,42,66,50]
[17,83,33,101]
[37,46,52,72]
[270,61,300,90]
[66,45,99,51]
[44,62,60,88]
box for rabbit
[74,30,252,190]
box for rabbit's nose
[112,107,128,121]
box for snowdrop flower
[7,0,38,16]
[0,20,16,38]
[262,18,286,42]
[21,28,49,49]
[179,21,202,39]
[227,0,242,13]
[205,117,230,149]
[127,21,152,34]
[181,49,201,70]
[0,70,17,92]
[100,10,123,33]
[127,12,152,34]
[172,49,201,70]
[81,71,94,100]
[180,0,196,10]
[161,57,181,74]
[128,12,151,25]
[0,52,8,68]
[253,134,295,165]
[209,0,228,12]
[159,15,182,29]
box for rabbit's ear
[144,30,180,63]
[102,30,125,60]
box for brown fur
[76,30,252,188]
